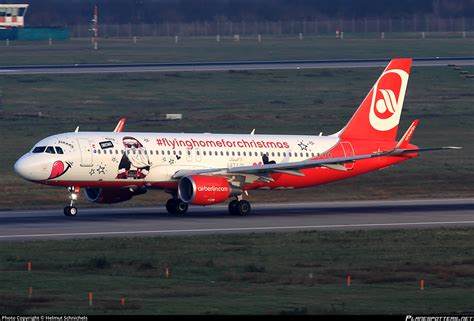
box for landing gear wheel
[63,206,78,217]
[166,199,178,214]
[236,200,251,216]
[176,200,189,215]
[166,199,189,215]
[228,200,239,215]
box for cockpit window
[32,146,46,153]
[55,147,64,154]
[45,146,56,154]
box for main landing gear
[228,198,251,216]
[166,198,189,215]
[64,186,80,217]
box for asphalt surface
[0,57,473,74]
[0,198,472,241]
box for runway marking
[1,220,473,239]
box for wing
[172,146,462,181]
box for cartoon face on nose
[48,160,72,179]
[49,161,65,179]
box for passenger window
[300,153,303,157]
[149,150,153,155]
[231,151,235,156]
[98,150,101,154]
[271,152,275,157]
[55,147,64,154]
[110,150,113,154]
[187,150,191,155]
[173,150,176,155]
[115,150,119,154]
[289,152,292,157]
[220,151,224,156]
[32,146,46,153]
[283,152,286,157]
[306,153,309,157]
[237,151,241,156]
[226,151,229,156]
[196,151,200,155]
[167,150,170,155]
[243,151,246,156]
[277,152,280,157]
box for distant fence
[69,17,474,38]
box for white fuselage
[15,131,340,186]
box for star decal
[168,159,175,165]
[89,169,95,176]
[97,165,106,174]
[298,141,309,151]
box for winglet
[74,126,80,133]
[395,119,419,149]
[113,118,126,132]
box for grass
[0,65,473,210]
[0,228,473,314]
[0,36,472,66]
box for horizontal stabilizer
[390,146,462,155]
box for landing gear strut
[228,198,251,216]
[166,198,188,215]
[64,186,80,217]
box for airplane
[13,58,460,217]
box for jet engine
[84,187,146,204]
[178,175,241,205]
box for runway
[0,198,473,240]
[0,57,473,75]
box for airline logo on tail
[369,68,409,131]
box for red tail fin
[339,58,412,141]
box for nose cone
[14,155,28,178]
[14,154,49,181]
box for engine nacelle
[178,175,241,205]
[84,187,146,204]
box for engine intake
[84,187,146,204]
[178,175,241,205]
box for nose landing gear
[64,186,80,217]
